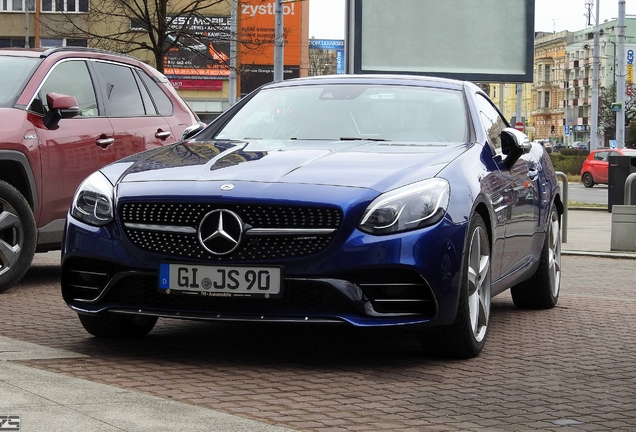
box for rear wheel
[582,172,594,188]
[78,313,158,338]
[419,213,491,358]
[511,204,561,309]
[0,181,36,293]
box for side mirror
[500,128,531,170]
[180,122,206,141]
[43,92,80,130]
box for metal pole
[229,0,237,105]
[515,83,522,127]
[24,0,30,48]
[590,0,600,151]
[616,0,626,148]
[273,0,284,82]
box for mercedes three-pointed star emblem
[198,209,243,255]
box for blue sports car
[61,75,563,358]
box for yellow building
[532,31,572,142]
[488,83,533,137]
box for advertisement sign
[309,39,345,75]
[168,78,224,91]
[627,49,634,97]
[239,0,303,95]
[164,15,231,78]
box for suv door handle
[155,130,171,140]
[96,137,115,148]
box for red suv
[581,148,636,187]
[0,47,202,292]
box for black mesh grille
[120,202,342,261]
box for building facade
[533,31,571,144]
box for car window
[213,84,467,143]
[474,93,506,152]
[595,151,609,161]
[92,61,146,117]
[136,70,174,116]
[0,55,41,108]
[30,59,98,117]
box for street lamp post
[273,0,284,82]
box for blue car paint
[61,75,562,338]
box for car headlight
[71,171,114,226]
[359,178,450,235]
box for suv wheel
[0,181,37,293]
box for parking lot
[0,248,635,431]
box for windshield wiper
[339,137,390,141]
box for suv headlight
[71,171,114,226]
[359,178,450,235]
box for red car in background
[581,148,636,187]
[0,47,202,292]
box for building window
[130,19,149,31]
[544,91,550,109]
[545,65,551,82]
[41,0,88,12]
[1,0,34,11]
[40,38,87,47]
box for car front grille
[120,202,342,261]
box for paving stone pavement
[1,210,635,431]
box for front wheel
[419,213,491,358]
[78,313,158,338]
[582,172,595,188]
[511,204,561,309]
[0,181,37,293]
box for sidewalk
[0,337,295,431]
[562,207,636,259]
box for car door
[590,150,610,184]
[28,59,116,228]
[90,60,175,161]
[474,94,539,281]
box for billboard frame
[346,0,535,83]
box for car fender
[0,150,39,210]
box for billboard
[309,39,345,75]
[346,0,534,82]
[238,0,304,95]
[164,15,231,79]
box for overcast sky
[309,0,636,39]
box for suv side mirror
[43,92,80,130]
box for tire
[78,313,158,338]
[511,204,561,309]
[0,180,37,293]
[419,213,491,359]
[582,172,594,188]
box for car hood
[105,139,469,192]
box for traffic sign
[514,122,525,132]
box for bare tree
[38,0,258,74]
[308,47,336,76]
[599,83,636,142]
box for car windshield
[213,84,468,143]
[622,149,636,155]
[0,55,41,108]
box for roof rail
[40,46,138,61]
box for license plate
[158,263,282,298]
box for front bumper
[62,213,467,328]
